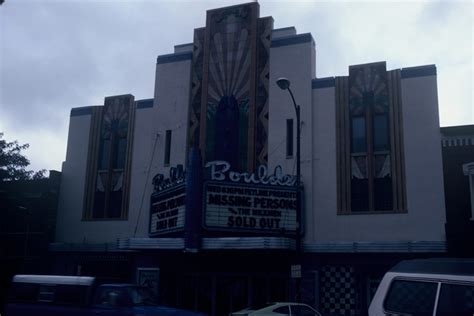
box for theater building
[52,3,447,315]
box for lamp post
[276,77,302,301]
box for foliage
[0,133,46,181]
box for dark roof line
[391,258,474,276]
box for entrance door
[251,276,289,308]
[164,272,290,315]
[216,277,248,315]
[214,275,289,315]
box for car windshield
[127,286,158,306]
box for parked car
[368,258,474,316]
[231,302,321,316]
[5,274,207,316]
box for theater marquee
[204,182,298,233]
[149,184,186,236]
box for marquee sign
[149,184,186,236]
[152,164,186,192]
[204,181,298,233]
[205,161,296,186]
[148,160,300,238]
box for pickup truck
[5,274,206,316]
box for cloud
[0,0,472,173]
[0,115,67,173]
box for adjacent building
[441,125,474,257]
[0,171,61,312]
[53,3,447,315]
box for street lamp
[276,77,302,301]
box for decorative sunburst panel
[193,3,270,172]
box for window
[95,288,131,307]
[93,106,128,219]
[383,280,437,316]
[436,283,474,316]
[273,305,290,315]
[286,119,294,157]
[373,114,389,151]
[349,85,392,212]
[128,287,158,306]
[336,62,406,213]
[291,305,320,315]
[99,139,111,170]
[83,95,135,220]
[351,116,366,153]
[462,162,474,220]
[115,138,127,169]
[164,130,172,165]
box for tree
[0,133,46,181]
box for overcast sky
[1,0,472,174]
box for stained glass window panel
[93,191,105,218]
[351,177,369,212]
[115,137,127,169]
[108,190,123,218]
[351,116,366,153]
[374,176,393,210]
[99,139,111,170]
[374,114,390,151]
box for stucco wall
[127,106,157,238]
[153,56,192,172]
[127,56,192,238]
[308,73,446,243]
[55,112,91,242]
[311,85,337,243]
[56,41,445,246]
[56,109,136,243]
[400,74,445,240]
[268,35,315,238]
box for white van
[368,258,474,316]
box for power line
[133,133,159,237]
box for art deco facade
[53,3,446,315]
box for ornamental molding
[441,136,474,147]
